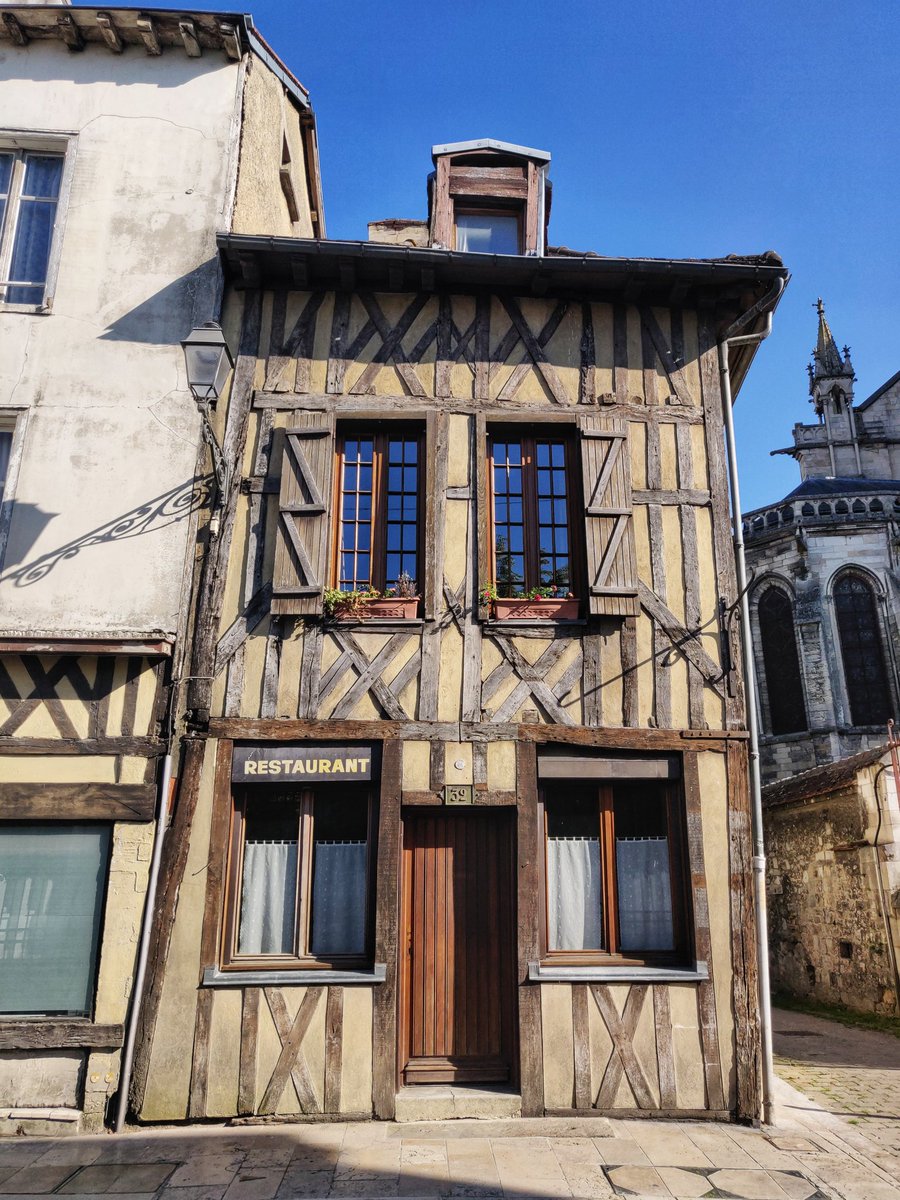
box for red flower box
[491,597,579,621]
[335,597,419,621]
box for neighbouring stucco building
[742,304,900,1013]
[128,136,788,1126]
[0,2,323,1134]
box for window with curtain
[455,210,521,254]
[0,149,64,306]
[0,825,110,1015]
[489,432,578,598]
[335,427,422,595]
[834,573,893,727]
[543,783,689,963]
[224,786,373,968]
[757,587,807,735]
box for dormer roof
[431,139,551,164]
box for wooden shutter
[272,412,334,616]
[579,414,638,617]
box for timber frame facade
[131,163,787,1123]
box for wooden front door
[400,809,517,1084]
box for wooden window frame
[538,781,692,968]
[453,204,524,254]
[220,784,378,972]
[331,423,425,598]
[486,427,584,602]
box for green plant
[479,581,499,606]
[323,587,380,618]
[386,571,418,599]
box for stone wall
[765,787,898,1015]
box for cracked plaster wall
[0,42,243,636]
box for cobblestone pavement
[0,1096,897,1200]
[773,1005,900,1160]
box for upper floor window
[834,572,892,726]
[757,587,807,735]
[455,209,521,255]
[0,149,64,308]
[488,432,577,597]
[334,427,422,594]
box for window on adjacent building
[334,427,422,594]
[834,572,893,726]
[223,786,375,968]
[455,209,521,254]
[542,781,689,964]
[488,432,578,597]
[758,587,808,735]
[0,825,110,1016]
[0,149,65,307]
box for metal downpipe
[114,752,173,1133]
[717,275,785,1125]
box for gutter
[716,275,785,1125]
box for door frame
[397,805,519,1088]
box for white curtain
[616,837,674,951]
[311,840,367,956]
[547,836,603,950]
[239,840,297,955]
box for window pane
[492,440,526,596]
[22,154,63,200]
[0,153,11,239]
[613,787,674,952]
[338,437,375,590]
[0,826,109,1016]
[537,440,570,592]
[0,430,12,502]
[456,212,520,255]
[238,797,299,955]
[384,436,419,590]
[834,574,892,726]
[310,793,368,956]
[758,588,807,734]
[546,792,603,950]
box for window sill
[324,619,424,631]
[0,1020,124,1050]
[202,964,386,987]
[483,619,587,630]
[0,303,50,316]
[528,961,708,984]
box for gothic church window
[834,573,892,726]
[758,587,807,735]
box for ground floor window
[223,785,375,969]
[542,781,689,964]
[0,824,110,1016]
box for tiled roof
[784,476,900,498]
[762,744,892,808]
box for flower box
[333,597,420,621]
[491,597,580,621]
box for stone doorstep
[393,1087,521,1124]
[0,1108,81,1138]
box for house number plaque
[444,784,473,805]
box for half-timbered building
[132,139,787,1125]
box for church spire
[813,298,845,377]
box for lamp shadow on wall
[0,477,212,588]
[99,259,221,345]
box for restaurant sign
[232,745,373,783]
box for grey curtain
[239,840,298,955]
[616,836,674,950]
[311,840,367,956]
[547,836,603,950]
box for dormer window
[429,138,551,256]
[455,209,521,254]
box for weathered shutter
[271,412,335,616]
[579,414,639,617]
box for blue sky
[157,1,897,509]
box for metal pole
[114,752,172,1133]
[717,275,785,1125]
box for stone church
[744,304,900,1014]
[745,302,900,784]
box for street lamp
[181,322,234,517]
[181,321,234,407]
